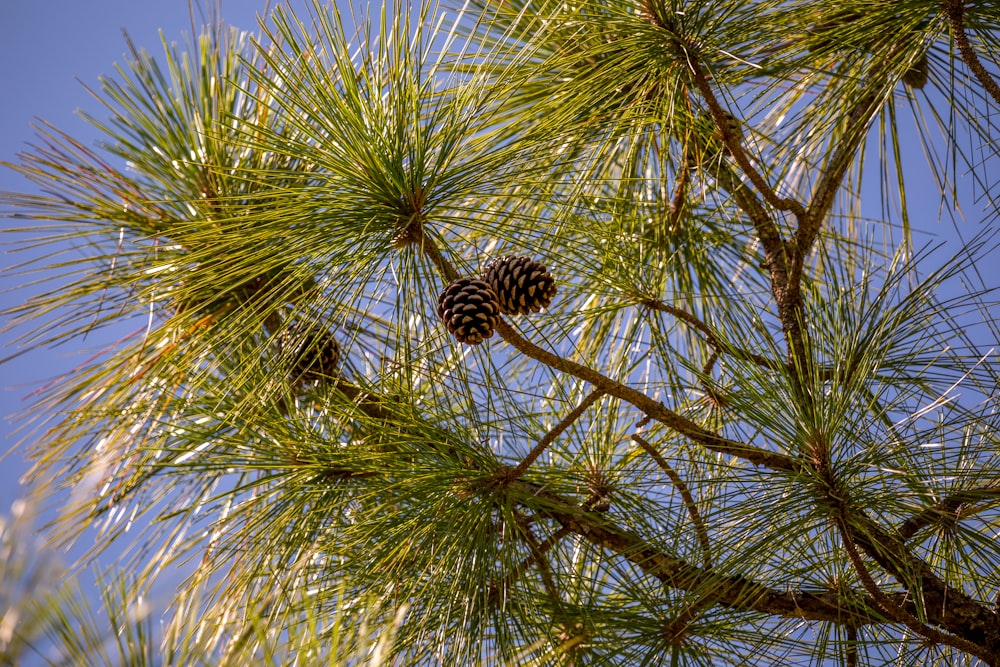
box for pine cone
[482,255,557,316]
[437,278,500,345]
[281,323,341,383]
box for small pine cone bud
[437,278,500,345]
[902,52,929,89]
[482,255,558,316]
[807,9,861,53]
[281,323,341,383]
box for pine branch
[505,389,605,484]
[495,318,801,473]
[687,65,805,222]
[830,492,1000,657]
[945,0,1000,106]
[510,478,885,628]
[416,226,800,473]
[638,296,782,372]
[640,0,805,220]
[504,526,573,593]
[512,475,999,661]
[794,89,883,281]
[837,516,995,664]
[665,156,690,232]
[516,511,561,602]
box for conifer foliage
[3,0,1000,665]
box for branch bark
[838,516,996,664]
[896,485,1000,541]
[507,389,605,482]
[511,478,884,627]
[836,501,1000,657]
[639,296,782,372]
[632,433,712,569]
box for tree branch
[945,0,1000,107]
[666,156,690,233]
[313,375,1000,659]
[517,511,562,602]
[837,505,1000,656]
[838,516,994,663]
[632,433,712,569]
[810,431,999,655]
[639,296,782,372]
[511,478,886,628]
[687,65,806,222]
[506,389,605,483]
[794,88,883,282]
[495,318,802,473]
[419,230,460,283]
[640,0,804,222]
[411,227,801,474]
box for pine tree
[3,0,1000,664]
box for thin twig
[419,230,460,283]
[699,351,729,408]
[945,0,1000,106]
[688,65,806,221]
[895,485,1000,541]
[508,525,573,589]
[666,157,690,233]
[515,512,588,659]
[794,88,883,280]
[517,513,562,601]
[640,0,803,223]
[639,297,781,371]
[507,389,605,483]
[632,433,712,569]
[661,594,716,646]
